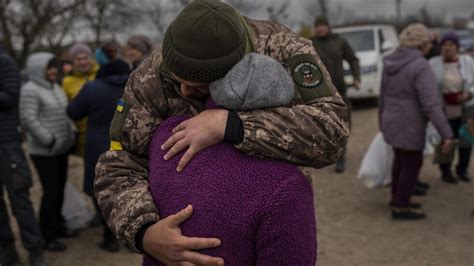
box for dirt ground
[6,101,474,266]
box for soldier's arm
[235,24,350,168]
[94,52,163,252]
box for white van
[333,24,399,99]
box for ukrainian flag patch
[116,99,125,112]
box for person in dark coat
[380,23,454,220]
[0,46,46,266]
[66,44,131,252]
[310,16,360,173]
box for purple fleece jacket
[380,47,453,150]
[143,116,317,266]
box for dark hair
[47,57,58,69]
[101,42,118,61]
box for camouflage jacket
[94,17,349,252]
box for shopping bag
[424,122,442,156]
[432,142,456,165]
[61,181,94,230]
[357,132,393,188]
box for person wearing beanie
[62,42,99,157]
[310,16,360,173]
[125,35,153,70]
[430,32,474,183]
[380,23,454,220]
[95,0,349,264]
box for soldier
[94,1,349,265]
[311,16,360,173]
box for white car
[333,24,399,99]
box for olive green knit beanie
[162,0,246,83]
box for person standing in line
[0,46,46,266]
[310,16,360,173]
[67,42,131,253]
[19,52,76,251]
[380,23,454,220]
[62,42,99,157]
[125,35,153,70]
[430,32,474,184]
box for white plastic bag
[357,132,393,188]
[424,122,441,156]
[61,181,94,230]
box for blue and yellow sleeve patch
[116,99,125,113]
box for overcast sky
[127,0,473,43]
[242,0,474,28]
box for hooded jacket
[67,59,130,195]
[19,52,75,156]
[380,47,453,150]
[0,47,22,143]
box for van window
[339,30,375,52]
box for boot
[456,171,471,182]
[29,249,46,266]
[441,172,458,184]
[0,242,20,266]
[416,180,430,190]
[389,201,421,209]
[99,238,120,253]
[43,239,66,252]
[412,186,426,196]
[392,209,426,220]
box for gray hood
[26,52,55,88]
[383,47,424,75]
[209,53,294,111]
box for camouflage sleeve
[235,23,350,168]
[94,52,165,253]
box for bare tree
[143,0,186,40]
[0,0,85,66]
[267,2,290,23]
[224,0,261,16]
[83,0,141,47]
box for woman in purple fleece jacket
[380,24,454,220]
[144,53,317,266]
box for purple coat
[144,116,317,266]
[380,47,453,150]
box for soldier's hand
[161,109,228,171]
[143,205,224,266]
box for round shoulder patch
[292,61,322,88]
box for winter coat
[144,115,317,266]
[380,47,453,150]
[19,52,75,156]
[311,33,360,94]
[66,59,130,195]
[62,63,99,156]
[0,47,22,143]
[429,55,474,108]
